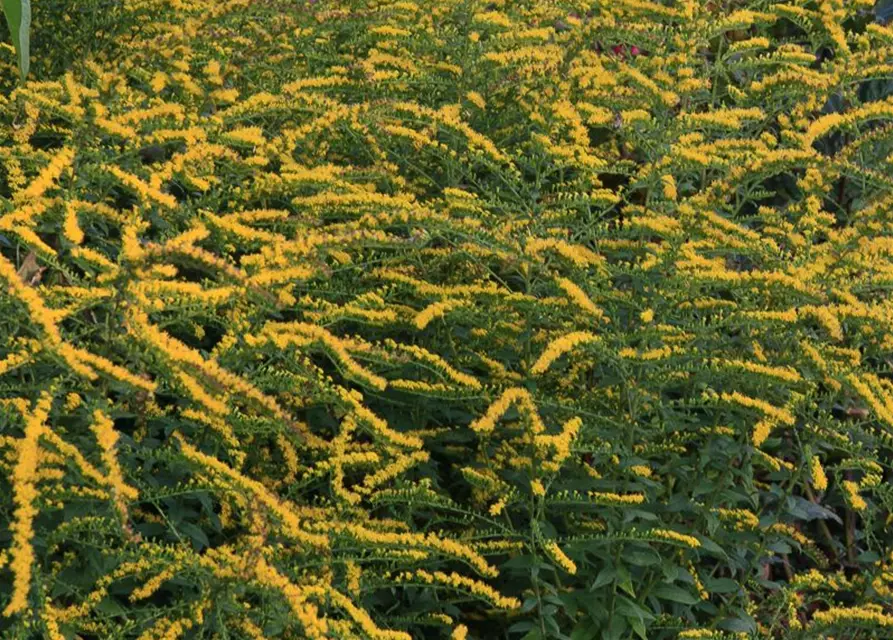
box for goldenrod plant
[0,0,893,639]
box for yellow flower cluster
[396,569,520,609]
[469,387,543,434]
[90,410,139,524]
[842,480,867,511]
[542,540,577,574]
[414,299,470,330]
[533,416,581,472]
[810,456,828,492]
[105,165,178,209]
[530,331,600,375]
[811,604,893,629]
[18,147,75,202]
[647,528,701,549]
[3,392,52,616]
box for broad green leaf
[570,622,600,640]
[1,0,30,81]
[616,564,636,597]
[508,621,535,635]
[604,615,627,640]
[629,617,647,640]
[519,628,543,640]
[615,595,656,624]
[705,577,742,594]
[719,614,757,634]
[622,545,661,567]
[652,584,700,605]
[591,566,617,590]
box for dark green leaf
[652,584,700,605]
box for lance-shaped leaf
[1,0,30,81]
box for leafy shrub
[1,0,893,639]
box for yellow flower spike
[68,346,156,393]
[465,91,486,110]
[468,387,543,435]
[720,391,796,427]
[530,479,546,497]
[810,456,828,492]
[17,147,76,203]
[335,386,422,449]
[130,564,181,602]
[842,480,867,511]
[63,392,81,411]
[713,508,760,530]
[451,624,469,640]
[175,434,329,549]
[357,450,429,494]
[0,253,62,345]
[262,322,387,392]
[720,359,802,384]
[399,569,518,608]
[811,605,893,629]
[542,540,577,574]
[223,126,266,148]
[106,166,177,209]
[688,562,709,600]
[587,491,645,505]
[62,202,84,245]
[390,342,481,389]
[90,410,139,529]
[0,342,37,377]
[524,237,603,268]
[414,299,470,330]
[647,528,701,549]
[3,391,53,617]
[530,331,599,375]
[555,278,605,319]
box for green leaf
[652,584,700,605]
[1,0,30,81]
[858,550,881,563]
[615,595,654,623]
[571,622,601,640]
[622,545,661,567]
[629,616,647,640]
[616,564,636,597]
[557,592,579,616]
[719,615,757,634]
[877,0,893,24]
[625,509,658,521]
[591,566,617,590]
[178,521,210,550]
[93,597,127,616]
[520,628,543,640]
[695,535,727,558]
[508,621,535,635]
[604,615,627,640]
[705,577,741,594]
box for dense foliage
[1,0,893,638]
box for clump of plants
[0,0,892,639]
